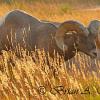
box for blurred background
[0,0,100,8]
[0,0,100,24]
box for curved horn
[55,20,89,51]
[88,20,100,37]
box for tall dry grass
[0,50,100,100]
[0,49,100,100]
[0,1,100,100]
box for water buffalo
[0,10,97,60]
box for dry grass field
[0,0,100,100]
